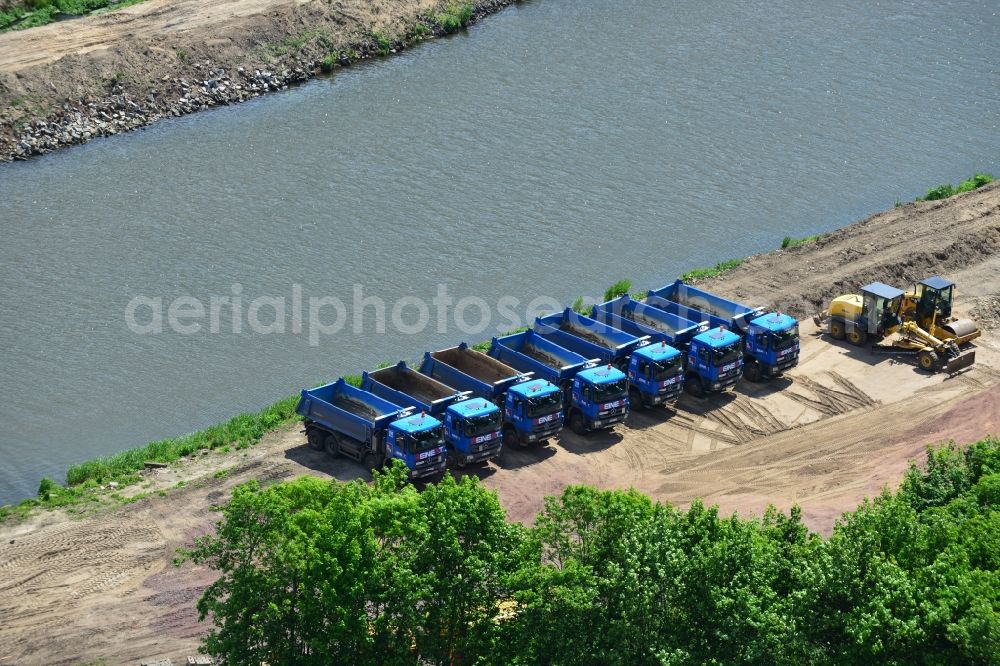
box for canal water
[1,0,998,503]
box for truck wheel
[744,362,762,383]
[829,320,846,340]
[363,452,378,471]
[686,375,705,398]
[918,350,941,372]
[569,412,586,435]
[629,387,646,411]
[306,428,324,451]
[503,425,522,448]
[847,328,868,347]
[324,434,340,457]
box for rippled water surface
[1,0,998,503]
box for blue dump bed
[593,295,706,347]
[489,330,592,384]
[420,343,528,401]
[361,361,465,416]
[534,308,650,365]
[296,378,406,442]
[647,280,762,332]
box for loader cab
[914,276,954,323]
[860,282,904,336]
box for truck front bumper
[651,388,682,405]
[457,443,502,464]
[525,422,563,442]
[768,355,799,376]
[709,371,741,392]
[590,409,627,429]
[409,456,447,479]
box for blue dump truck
[489,330,634,433]
[623,294,743,396]
[297,378,448,479]
[647,280,800,382]
[420,344,563,447]
[361,362,502,466]
[589,296,696,408]
[534,308,651,370]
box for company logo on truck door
[418,446,446,460]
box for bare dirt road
[1,183,998,664]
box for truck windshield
[652,358,681,381]
[592,379,627,401]
[771,325,799,350]
[408,426,444,453]
[713,344,741,366]
[526,393,561,418]
[465,412,501,437]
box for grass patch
[470,327,528,352]
[370,30,393,56]
[603,279,632,303]
[64,394,301,487]
[433,3,474,34]
[679,258,744,282]
[268,29,322,56]
[918,173,993,202]
[781,234,821,249]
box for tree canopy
[186,437,1000,665]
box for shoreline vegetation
[2,172,994,522]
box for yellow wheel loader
[899,276,981,346]
[813,281,976,374]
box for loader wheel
[829,320,846,340]
[306,428,324,451]
[918,350,941,373]
[847,328,868,347]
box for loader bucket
[943,349,976,374]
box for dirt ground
[1,183,998,664]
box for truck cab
[503,378,563,446]
[385,411,449,477]
[743,312,800,381]
[443,398,503,465]
[686,327,743,396]
[568,364,629,434]
[627,341,684,407]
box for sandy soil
[1,183,998,664]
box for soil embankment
[0,0,517,161]
[0,184,998,663]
